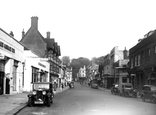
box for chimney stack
[31,16,38,29]
[10,31,14,37]
[22,29,25,38]
[123,47,128,59]
[47,32,50,38]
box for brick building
[129,30,156,91]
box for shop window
[32,67,39,83]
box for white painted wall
[23,51,50,92]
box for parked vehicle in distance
[141,85,156,104]
[111,84,119,95]
[27,82,54,107]
[119,83,137,98]
[68,81,74,88]
[91,80,98,89]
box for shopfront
[23,51,50,92]
[0,28,24,95]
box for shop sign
[0,53,5,59]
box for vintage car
[111,84,119,95]
[91,80,98,89]
[119,83,137,98]
[27,82,54,107]
[141,85,156,104]
[68,81,74,88]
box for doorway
[6,78,10,94]
[0,72,4,95]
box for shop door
[6,78,10,94]
[0,72,4,95]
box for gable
[21,27,47,57]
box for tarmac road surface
[16,82,156,115]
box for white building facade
[23,50,50,92]
[0,29,24,95]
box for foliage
[70,57,91,80]
[62,56,70,67]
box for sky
[1,0,156,60]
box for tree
[70,57,91,81]
[62,56,70,67]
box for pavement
[0,86,69,115]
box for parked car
[91,80,98,89]
[68,81,74,88]
[119,83,137,98]
[27,82,54,107]
[111,84,119,95]
[141,85,156,104]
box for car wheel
[47,98,51,107]
[28,98,32,107]
[151,97,156,104]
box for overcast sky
[1,0,156,60]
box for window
[122,77,127,83]
[32,67,39,83]
[147,48,151,62]
[135,56,137,67]
[131,58,133,68]
[138,54,140,66]
[154,46,156,60]
[148,49,150,56]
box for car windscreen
[34,84,49,89]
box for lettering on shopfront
[38,62,46,68]
[0,40,15,53]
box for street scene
[16,82,156,115]
[0,1,156,115]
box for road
[17,82,156,115]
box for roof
[130,31,156,54]
[20,27,47,57]
[0,28,24,47]
[44,38,55,50]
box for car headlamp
[42,91,46,95]
[32,91,36,95]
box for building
[20,16,61,91]
[23,49,50,92]
[129,30,156,91]
[79,66,86,78]
[0,28,24,95]
[66,67,72,83]
[103,46,126,89]
[87,63,99,81]
[103,54,111,88]
[114,48,129,84]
